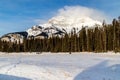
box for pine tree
[113,19,117,52]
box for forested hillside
[0,17,120,53]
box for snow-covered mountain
[42,16,102,32]
[0,32,28,43]
[27,25,64,38]
[1,16,102,43]
[27,16,102,36]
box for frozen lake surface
[0,52,120,80]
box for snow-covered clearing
[0,52,120,80]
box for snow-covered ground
[0,52,120,80]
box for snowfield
[0,52,120,80]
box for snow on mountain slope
[27,16,102,37]
[27,25,64,37]
[42,16,102,33]
[1,32,28,43]
[27,25,43,36]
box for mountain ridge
[0,16,102,43]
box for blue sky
[0,0,120,36]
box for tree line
[0,17,120,53]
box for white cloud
[36,5,110,25]
[55,5,109,23]
[34,19,47,24]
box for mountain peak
[40,15,102,33]
[27,16,102,37]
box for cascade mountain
[0,16,102,43]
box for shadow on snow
[74,60,120,80]
[0,74,31,80]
